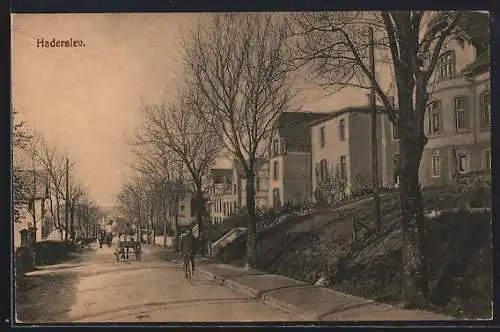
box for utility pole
[31,154,37,244]
[65,157,69,242]
[369,27,381,233]
[162,182,168,249]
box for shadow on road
[15,271,79,323]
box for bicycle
[182,253,194,284]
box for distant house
[207,168,236,225]
[233,157,269,212]
[171,186,193,227]
[13,169,50,249]
[310,106,387,200]
[268,111,326,208]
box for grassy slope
[217,187,492,319]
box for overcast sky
[11,13,380,208]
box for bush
[32,240,71,266]
[337,210,492,318]
[15,247,34,274]
[214,235,247,263]
[222,215,247,232]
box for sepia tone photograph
[11,11,492,324]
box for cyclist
[180,228,197,278]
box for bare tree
[182,13,293,267]
[290,11,483,306]
[127,144,188,245]
[28,134,75,240]
[68,180,85,242]
[12,109,32,150]
[12,109,33,223]
[138,95,220,242]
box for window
[319,159,328,182]
[272,188,281,209]
[256,178,260,191]
[393,154,401,184]
[483,149,491,170]
[427,101,442,135]
[431,154,440,177]
[480,92,491,128]
[28,199,35,215]
[339,119,346,141]
[320,127,325,148]
[438,51,455,80]
[457,153,470,174]
[339,156,347,179]
[281,139,288,155]
[392,122,399,139]
[455,97,468,131]
[180,205,185,217]
[272,139,279,156]
[273,161,279,180]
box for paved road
[15,243,298,323]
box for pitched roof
[456,11,489,44]
[428,12,489,44]
[462,49,490,74]
[276,112,328,151]
[234,157,268,178]
[308,106,390,127]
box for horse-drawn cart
[115,233,142,262]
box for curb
[197,267,311,320]
[197,266,453,321]
[262,293,315,321]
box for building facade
[13,169,50,248]
[234,158,269,212]
[381,15,490,188]
[267,112,327,208]
[207,158,270,224]
[207,168,237,225]
[310,107,386,201]
[173,189,193,227]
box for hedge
[15,240,75,274]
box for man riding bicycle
[180,228,197,278]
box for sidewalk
[196,263,453,321]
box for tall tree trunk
[245,172,257,268]
[399,134,428,307]
[162,194,168,248]
[55,197,63,240]
[77,206,83,238]
[195,187,206,255]
[70,201,75,242]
